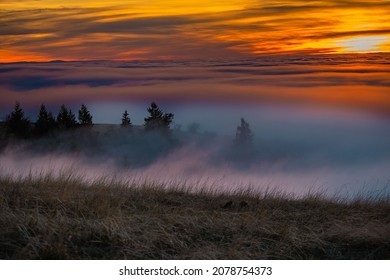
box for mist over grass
[1,116,389,200]
[1,56,389,200]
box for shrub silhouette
[144,102,174,131]
[4,101,31,138]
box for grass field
[0,174,389,259]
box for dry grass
[0,174,389,259]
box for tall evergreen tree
[235,118,253,146]
[121,110,132,126]
[4,101,31,138]
[34,104,56,136]
[230,118,255,163]
[56,105,78,129]
[78,104,93,126]
[144,102,174,131]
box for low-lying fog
[1,103,389,199]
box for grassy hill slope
[1,175,389,259]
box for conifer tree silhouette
[121,110,132,127]
[4,101,31,138]
[56,105,77,129]
[144,102,174,131]
[78,104,93,126]
[35,104,56,136]
[231,118,255,162]
[235,118,253,146]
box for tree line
[1,101,175,138]
[2,101,253,146]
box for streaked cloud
[1,1,390,62]
[1,55,389,117]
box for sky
[1,0,389,121]
[1,0,390,62]
[1,55,390,122]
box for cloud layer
[1,55,390,119]
[1,0,390,61]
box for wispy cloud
[1,55,389,117]
[1,1,390,61]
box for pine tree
[35,104,56,136]
[78,104,93,126]
[144,102,174,131]
[4,101,31,138]
[56,105,78,130]
[235,118,253,146]
[231,118,255,162]
[121,110,132,127]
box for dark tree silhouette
[56,105,78,129]
[4,101,31,138]
[34,104,56,136]
[78,104,93,126]
[144,102,174,131]
[235,118,253,146]
[230,118,255,163]
[121,110,132,127]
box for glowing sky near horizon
[1,0,390,62]
[1,55,390,120]
[1,1,390,121]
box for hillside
[1,175,389,259]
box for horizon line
[1,52,390,65]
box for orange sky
[1,0,390,62]
[1,56,389,117]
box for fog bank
[1,109,389,199]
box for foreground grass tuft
[0,175,389,259]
